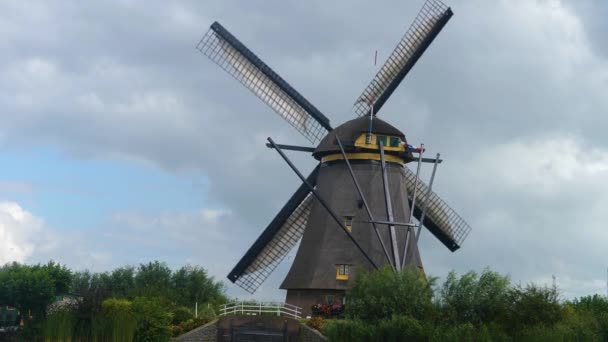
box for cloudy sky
[1,0,607,300]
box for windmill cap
[312,116,409,160]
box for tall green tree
[109,266,136,298]
[0,263,56,320]
[346,266,435,323]
[438,268,510,324]
[135,261,172,298]
[171,265,225,309]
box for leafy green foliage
[506,284,563,330]
[132,297,172,342]
[44,308,76,342]
[346,266,435,322]
[171,265,226,308]
[98,298,137,342]
[171,316,215,337]
[0,261,71,321]
[135,261,172,299]
[323,319,374,341]
[0,260,225,341]
[171,306,194,325]
[438,268,510,324]
[328,267,608,341]
[306,316,325,331]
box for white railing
[219,302,302,319]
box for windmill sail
[197,22,332,145]
[404,167,471,251]
[353,0,453,117]
[227,166,319,294]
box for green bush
[323,319,375,342]
[375,315,424,341]
[506,284,563,332]
[438,268,510,325]
[197,304,217,319]
[171,306,194,325]
[171,316,215,337]
[97,298,137,342]
[44,308,76,341]
[346,265,435,323]
[306,316,325,331]
[132,297,172,342]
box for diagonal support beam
[379,142,401,270]
[265,143,315,153]
[416,153,441,242]
[401,143,424,269]
[268,137,378,270]
[336,135,395,270]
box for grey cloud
[2,0,608,299]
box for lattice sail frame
[354,0,450,116]
[197,24,329,145]
[403,167,471,249]
[233,194,314,294]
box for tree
[0,263,56,320]
[70,270,92,294]
[135,261,172,298]
[346,266,435,323]
[171,265,226,310]
[132,297,172,342]
[109,266,135,298]
[506,283,563,331]
[38,261,72,295]
[438,268,510,324]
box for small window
[343,216,354,232]
[376,135,387,147]
[336,264,350,280]
[389,136,401,147]
[326,295,334,305]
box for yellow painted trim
[336,265,349,280]
[322,153,404,164]
[354,133,405,152]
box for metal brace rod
[267,137,378,270]
[379,142,401,270]
[404,156,443,164]
[416,153,440,242]
[335,135,395,270]
[401,143,424,269]
[265,143,315,153]
[361,220,417,227]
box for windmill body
[281,117,423,311]
[197,0,471,317]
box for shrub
[132,297,172,342]
[306,316,325,331]
[44,308,77,341]
[98,298,137,342]
[323,319,374,342]
[346,265,435,323]
[172,306,194,325]
[506,284,563,331]
[172,316,214,337]
[197,304,217,319]
[438,268,510,325]
[375,315,424,341]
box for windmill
[197,0,471,315]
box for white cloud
[0,201,45,264]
